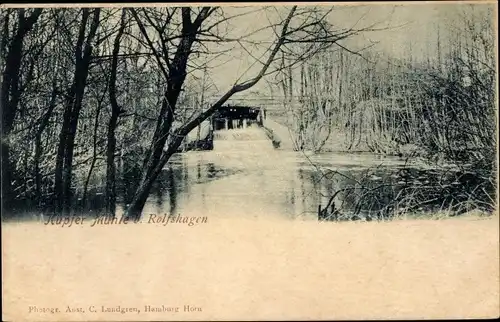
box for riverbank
[264,116,425,156]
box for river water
[108,126,486,221]
[5,126,493,222]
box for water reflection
[6,127,495,221]
[112,131,494,221]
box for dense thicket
[277,5,496,171]
[269,5,496,219]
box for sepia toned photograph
[1,1,499,321]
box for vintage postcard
[1,1,499,320]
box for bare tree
[53,8,101,214]
[106,9,127,216]
[1,8,43,213]
[118,5,388,218]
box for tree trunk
[106,9,126,216]
[1,8,43,214]
[106,114,119,215]
[1,144,13,214]
[124,6,297,219]
[53,8,101,215]
[54,101,73,213]
[82,95,104,210]
[34,80,57,210]
[125,8,201,219]
[125,146,178,219]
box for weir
[182,105,267,151]
[213,105,264,130]
[179,104,295,153]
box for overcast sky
[85,2,493,102]
[184,2,495,100]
